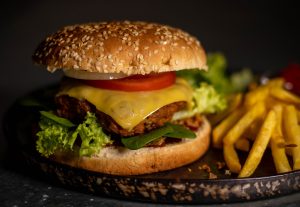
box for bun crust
[51,117,211,175]
[33,21,207,75]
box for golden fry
[235,138,250,152]
[244,86,269,108]
[223,102,265,145]
[224,144,241,173]
[209,93,243,126]
[283,105,300,170]
[212,108,244,148]
[244,119,263,141]
[239,110,276,178]
[267,78,284,88]
[270,87,300,105]
[211,76,300,177]
[270,105,292,173]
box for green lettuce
[229,67,253,93]
[36,116,73,157]
[203,52,231,93]
[73,112,112,156]
[193,82,227,114]
[172,83,227,120]
[176,52,253,94]
[36,111,112,157]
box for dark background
[0,1,299,206]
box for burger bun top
[33,21,207,75]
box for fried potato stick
[245,86,269,108]
[223,102,265,145]
[209,93,243,126]
[224,144,241,173]
[239,110,276,178]
[235,138,250,152]
[270,87,300,105]
[283,105,300,170]
[213,108,244,148]
[270,105,292,173]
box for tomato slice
[82,72,176,91]
[281,63,300,96]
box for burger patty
[55,95,187,137]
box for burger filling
[56,95,187,137]
[35,63,229,158]
[32,53,254,158]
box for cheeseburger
[32,21,224,175]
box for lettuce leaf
[73,112,112,156]
[229,68,253,93]
[193,82,227,114]
[176,52,253,94]
[203,52,232,94]
[36,116,72,157]
[172,83,227,120]
[36,111,112,157]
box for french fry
[209,93,243,126]
[283,105,300,170]
[281,108,293,157]
[212,108,244,148]
[211,76,300,177]
[267,78,284,88]
[270,87,300,105]
[244,119,263,141]
[223,102,265,145]
[224,144,241,173]
[235,138,250,152]
[239,110,276,178]
[244,86,269,108]
[270,105,292,173]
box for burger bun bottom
[51,117,211,175]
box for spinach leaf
[121,123,196,150]
[121,125,173,150]
[165,123,196,138]
[40,111,75,128]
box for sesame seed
[33,21,205,75]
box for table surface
[1,165,300,207]
[1,1,299,206]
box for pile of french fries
[210,78,300,178]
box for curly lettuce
[176,52,253,94]
[193,82,227,114]
[36,111,112,157]
[172,83,227,120]
[72,112,112,156]
[36,116,72,157]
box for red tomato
[281,63,300,96]
[82,72,176,91]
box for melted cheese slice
[58,78,193,130]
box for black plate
[3,86,300,204]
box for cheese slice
[58,78,193,130]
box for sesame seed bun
[51,116,210,175]
[33,21,207,75]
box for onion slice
[63,69,128,80]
